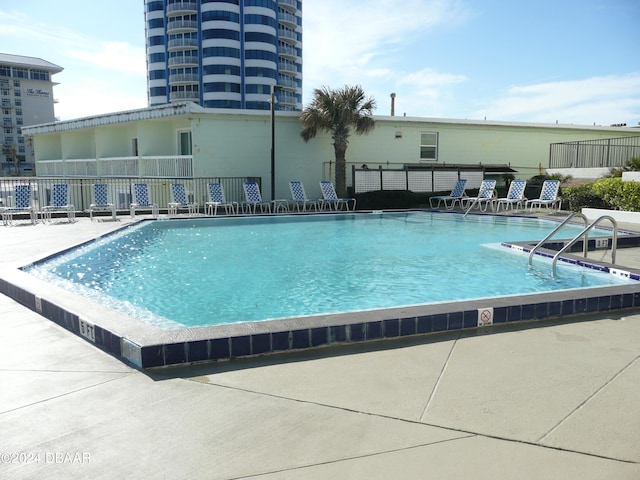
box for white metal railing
[36,156,193,178]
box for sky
[1,0,639,126]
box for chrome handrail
[528,212,588,266]
[551,215,618,276]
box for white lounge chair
[429,179,468,209]
[462,179,497,212]
[494,179,527,212]
[526,179,561,212]
[168,183,198,216]
[130,183,159,218]
[42,183,75,223]
[242,182,272,214]
[1,184,36,225]
[289,181,319,212]
[205,182,238,215]
[89,183,117,221]
[319,181,356,211]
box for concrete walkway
[1,215,639,479]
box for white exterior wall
[27,106,640,199]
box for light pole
[270,84,280,201]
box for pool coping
[2,211,640,369]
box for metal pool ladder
[528,212,619,276]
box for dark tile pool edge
[2,267,640,369]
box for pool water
[26,212,631,329]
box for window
[30,70,49,81]
[131,137,139,156]
[12,69,27,79]
[419,132,438,161]
[178,131,192,156]
[201,10,240,22]
[245,32,276,45]
[202,46,241,58]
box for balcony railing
[278,62,298,75]
[170,90,200,102]
[278,44,298,60]
[167,19,198,33]
[277,11,298,29]
[37,156,194,178]
[169,56,199,67]
[169,73,200,84]
[278,28,297,43]
[168,38,199,51]
[166,2,198,15]
[278,0,297,11]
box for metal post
[270,85,276,201]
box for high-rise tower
[0,53,62,172]
[145,0,302,111]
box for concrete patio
[1,214,639,479]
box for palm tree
[300,85,376,197]
[2,144,18,175]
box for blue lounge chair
[319,181,356,211]
[242,182,272,214]
[289,181,319,212]
[130,183,159,218]
[1,184,36,225]
[42,183,75,223]
[429,179,467,209]
[494,179,527,212]
[168,183,198,216]
[89,183,117,221]
[205,182,238,215]
[526,180,561,212]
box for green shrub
[564,177,640,212]
[354,190,429,209]
[563,184,611,211]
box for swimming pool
[7,211,640,368]
[26,212,633,329]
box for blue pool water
[26,212,631,329]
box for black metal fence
[0,176,257,214]
[549,135,640,169]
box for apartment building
[145,0,302,111]
[0,53,63,174]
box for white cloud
[66,42,146,75]
[303,0,472,103]
[476,73,640,125]
[54,77,147,120]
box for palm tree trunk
[333,141,348,197]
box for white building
[23,102,640,203]
[145,0,302,111]
[0,53,63,173]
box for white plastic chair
[42,183,75,223]
[205,182,238,215]
[429,179,468,209]
[319,181,356,211]
[130,183,159,218]
[168,183,198,216]
[526,180,561,212]
[1,184,36,225]
[289,181,319,212]
[494,179,527,212]
[89,183,117,221]
[242,182,272,214]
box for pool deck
[1,213,639,479]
